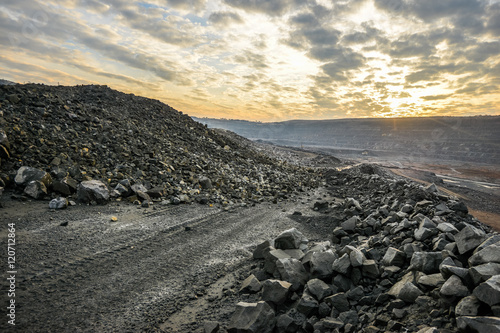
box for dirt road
[0,190,333,332]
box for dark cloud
[232,50,268,69]
[223,0,305,16]
[208,11,243,26]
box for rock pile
[0,83,319,207]
[229,165,499,333]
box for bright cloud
[0,0,499,120]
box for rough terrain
[1,83,499,333]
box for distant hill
[193,116,500,164]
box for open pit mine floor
[0,189,334,333]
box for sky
[1,0,499,121]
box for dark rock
[473,275,500,306]
[77,180,110,204]
[332,253,352,275]
[296,294,319,316]
[456,316,500,333]
[15,166,52,187]
[274,228,308,250]
[324,293,350,312]
[305,279,332,301]
[49,197,68,210]
[440,275,469,297]
[408,252,442,274]
[455,224,487,254]
[240,275,262,294]
[24,180,47,199]
[309,250,337,279]
[470,263,500,285]
[469,243,500,266]
[382,247,406,267]
[275,258,308,291]
[261,279,291,304]
[227,301,275,333]
[253,240,273,260]
[455,295,481,317]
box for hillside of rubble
[0,83,322,206]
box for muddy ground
[0,187,339,332]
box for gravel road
[0,189,334,332]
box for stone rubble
[0,83,321,208]
[229,165,499,333]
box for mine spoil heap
[228,165,500,333]
[0,83,319,206]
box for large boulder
[228,301,275,333]
[473,275,500,306]
[309,250,337,279]
[261,280,291,304]
[24,180,47,199]
[274,228,308,250]
[15,166,52,187]
[276,258,308,291]
[455,224,487,254]
[77,180,110,204]
[456,316,500,333]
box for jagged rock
[325,293,350,312]
[455,224,487,254]
[470,263,500,285]
[417,272,444,288]
[227,301,275,333]
[408,251,442,274]
[456,316,500,333]
[52,180,72,196]
[305,279,332,301]
[468,242,500,266]
[338,310,358,326]
[341,216,360,232]
[332,253,351,275]
[349,248,365,267]
[261,280,291,304]
[388,272,423,303]
[264,249,290,274]
[274,228,308,250]
[275,313,301,333]
[275,258,308,291]
[296,294,319,316]
[15,166,52,187]
[240,275,262,294]
[24,180,47,199]
[382,247,406,267]
[77,180,110,204]
[345,197,362,210]
[49,197,68,210]
[362,259,380,279]
[414,226,434,241]
[473,275,500,306]
[253,240,273,259]
[455,295,481,316]
[440,275,469,297]
[424,183,438,193]
[437,222,459,234]
[475,236,500,253]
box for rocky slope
[0,83,320,207]
[225,164,500,333]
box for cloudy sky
[1,0,499,121]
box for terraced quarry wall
[194,117,500,165]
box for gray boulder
[305,279,332,301]
[456,316,500,333]
[325,292,350,312]
[332,253,352,275]
[455,295,481,316]
[15,166,52,187]
[455,224,487,254]
[24,180,47,199]
[382,247,406,267]
[276,258,308,291]
[296,294,319,316]
[274,228,308,250]
[408,252,442,274]
[49,197,68,210]
[227,301,275,333]
[473,275,500,306]
[263,249,290,274]
[261,280,291,304]
[469,243,500,266]
[309,250,337,279]
[362,259,380,279]
[239,275,262,294]
[440,275,469,297]
[77,180,110,204]
[470,263,500,285]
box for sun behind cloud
[0,0,499,121]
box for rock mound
[0,83,319,206]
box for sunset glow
[1,0,499,121]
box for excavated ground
[0,187,337,332]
